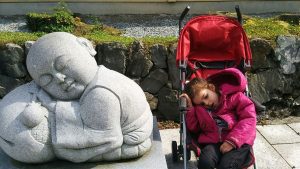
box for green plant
[52,1,72,15]
[26,1,75,33]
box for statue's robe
[53,65,153,162]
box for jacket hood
[207,68,247,95]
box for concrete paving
[160,122,300,169]
[1,121,299,169]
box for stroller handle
[179,97,187,111]
[235,5,243,25]
[179,6,190,35]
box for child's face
[192,88,219,110]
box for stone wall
[1,36,300,121]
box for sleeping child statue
[0,32,153,163]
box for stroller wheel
[172,141,178,162]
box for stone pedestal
[0,117,167,169]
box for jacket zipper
[218,127,222,142]
[207,109,222,142]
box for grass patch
[141,36,177,47]
[84,31,135,46]
[243,17,300,46]
[0,32,43,46]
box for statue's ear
[76,37,97,57]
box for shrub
[26,2,75,33]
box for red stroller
[172,6,262,169]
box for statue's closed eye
[55,55,70,71]
[39,74,53,86]
[55,61,65,71]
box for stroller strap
[194,61,235,69]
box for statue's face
[0,90,55,163]
[37,51,97,100]
[27,32,98,100]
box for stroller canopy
[176,15,252,72]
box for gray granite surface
[0,32,153,163]
[0,117,167,169]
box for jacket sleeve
[186,107,201,133]
[225,92,257,148]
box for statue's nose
[54,72,66,82]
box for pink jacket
[186,68,256,148]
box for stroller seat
[177,15,252,79]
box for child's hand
[179,93,192,108]
[220,142,234,154]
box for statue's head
[26,32,98,100]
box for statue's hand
[37,89,56,112]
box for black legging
[197,143,252,169]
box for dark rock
[0,74,24,98]
[292,63,300,88]
[276,35,297,49]
[150,44,167,69]
[24,41,35,56]
[131,40,143,54]
[0,43,26,78]
[131,78,141,85]
[294,95,300,106]
[145,92,158,111]
[250,38,276,71]
[278,14,300,25]
[274,35,300,74]
[265,98,293,118]
[292,106,300,117]
[126,41,153,78]
[96,42,127,74]
[269,108,291,118]
[157,87,179,121]
[0,43,24,64]
[167,43,180,89]
[2,62,27,78]
[248,69,293,103]
[292,96,300,116]
[140,69,168,94]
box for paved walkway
[159,122,300,169]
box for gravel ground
[0,15,29,32]
[0,13,285,37]
[0,14,193,38]
[82,14,190,38]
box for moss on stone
[244,17,300,46]
[0,32,41,47]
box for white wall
[0,1,300,15]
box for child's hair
[184,78,218,99]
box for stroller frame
[171,5,258,169]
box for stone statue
[0,32,153,163]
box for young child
[181,68,256,169]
